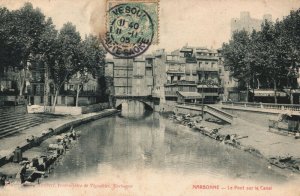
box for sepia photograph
[0,0,300,195]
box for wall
[28,102,109,115]
[0,105,27,114]
[81,102,109,114]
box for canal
[45,111,289,185]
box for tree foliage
[222,9,300,103]
[0,3,107,108]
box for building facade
[109,56,155,98]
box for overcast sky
[1,0,300,52]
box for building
[26,61,101,106]
[110,56,154,97]
[176,91,202,104]
[164,80,198,101]
[152,49,167,102]
[171,46,221,103]
[231,12,272,34]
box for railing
[197,67,219,72]
[222,101,300,112]
[164,91,177,96]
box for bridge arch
[116,99,153,111]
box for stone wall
[27,102,110,115]
[0,105,27,114]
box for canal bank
[0,109,118,169]
[161,103,300,174]
[1,110,299,195]
[38,112,298,196]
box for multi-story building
[108,46,229,106]
[231,12,272,34]
[182,47,219,103]
[21,59,103,107]
[110,56,154,97]
[165,80,202,101]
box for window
[69,85,74,90]
[40,96,44,104]
[205,73,209,80]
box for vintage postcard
[1,0,300,195]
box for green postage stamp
[102,0,159,58]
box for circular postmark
[101,3,154,58]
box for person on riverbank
[0,175,6,187]
[19,163,28,184]
[70,127,77,140]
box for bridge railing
[221,101,300,112]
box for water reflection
[48,112,288,183]
[120,100,148,119]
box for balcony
[166,68,185,75]
[197,67,219,72]
[164,91,177,97]
[185,57,197,63]
[166,55,186,64]
[195,54,218,60]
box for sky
[1,0,300,52]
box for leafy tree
[74,35,106,106]
[222,30,253,101]
[10,3,47,96]
[0,7,20,74]
[222,13,300,104]
[34,18,58,107]
[50,22,81,110]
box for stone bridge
[114,95,158,111]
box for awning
[176,91,202,99]
[253,90,286,97]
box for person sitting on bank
[0,175,6,187]
[20,163,28,184]
[70,127,77,140]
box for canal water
[46,111,289,185]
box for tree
[35,18,58,108]
[222,14,300,104]
[50,22,81,110]
[280,10,300,103]
[0,7,20,74]
[222,30,253,102]
[74,35,106,107]
[10,3,47,96]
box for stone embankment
[0,109,118,168]
[168,112,300,174]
